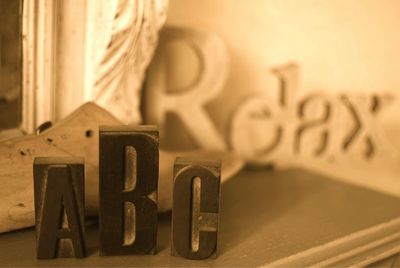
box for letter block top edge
[174,157,221,176]
[34,157,84,165]
[99,125,158,133]
[99,125,159,141]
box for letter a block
[33,157,85,259]
[99,126,158,255]
[171,158,221,259]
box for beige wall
[167,0,400,92]
[165,0,400,139]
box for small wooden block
[171,158,221,260]
[99,125,159,255]
[33,157,85,259]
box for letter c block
[171,158,221,259]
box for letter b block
[33,157,85,259]
[99,126,158,255]
[171,158,221,259]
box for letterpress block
[99,126,158,255]
[171,158,221,260]
[33,157,85,259]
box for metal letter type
[99,126,158,255]
[33,157,85,259]
[171,158,221,260]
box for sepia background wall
[1,0,400,235]
[164,0,400,149]
[2,0,399,200]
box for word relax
[33,125,221,260]
[145,30,394,163]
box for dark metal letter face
[99,126,158,255]
[33,157,85,259]
[172,158,221,260]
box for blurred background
[1,4,400,264]
[161,0,400,149]
[0,0,399,195]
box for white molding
[22,0,56,133]
[18,0,167,134]
[265,217,400,267]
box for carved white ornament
[21,0,168,132]
[86,0,168,124]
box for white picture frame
[21,0,57,134]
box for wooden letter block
[33,157,85,259]
[171,158,221,260]
[99,126,158,255]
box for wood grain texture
[0,103,117,233]
[0,102,244,233]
